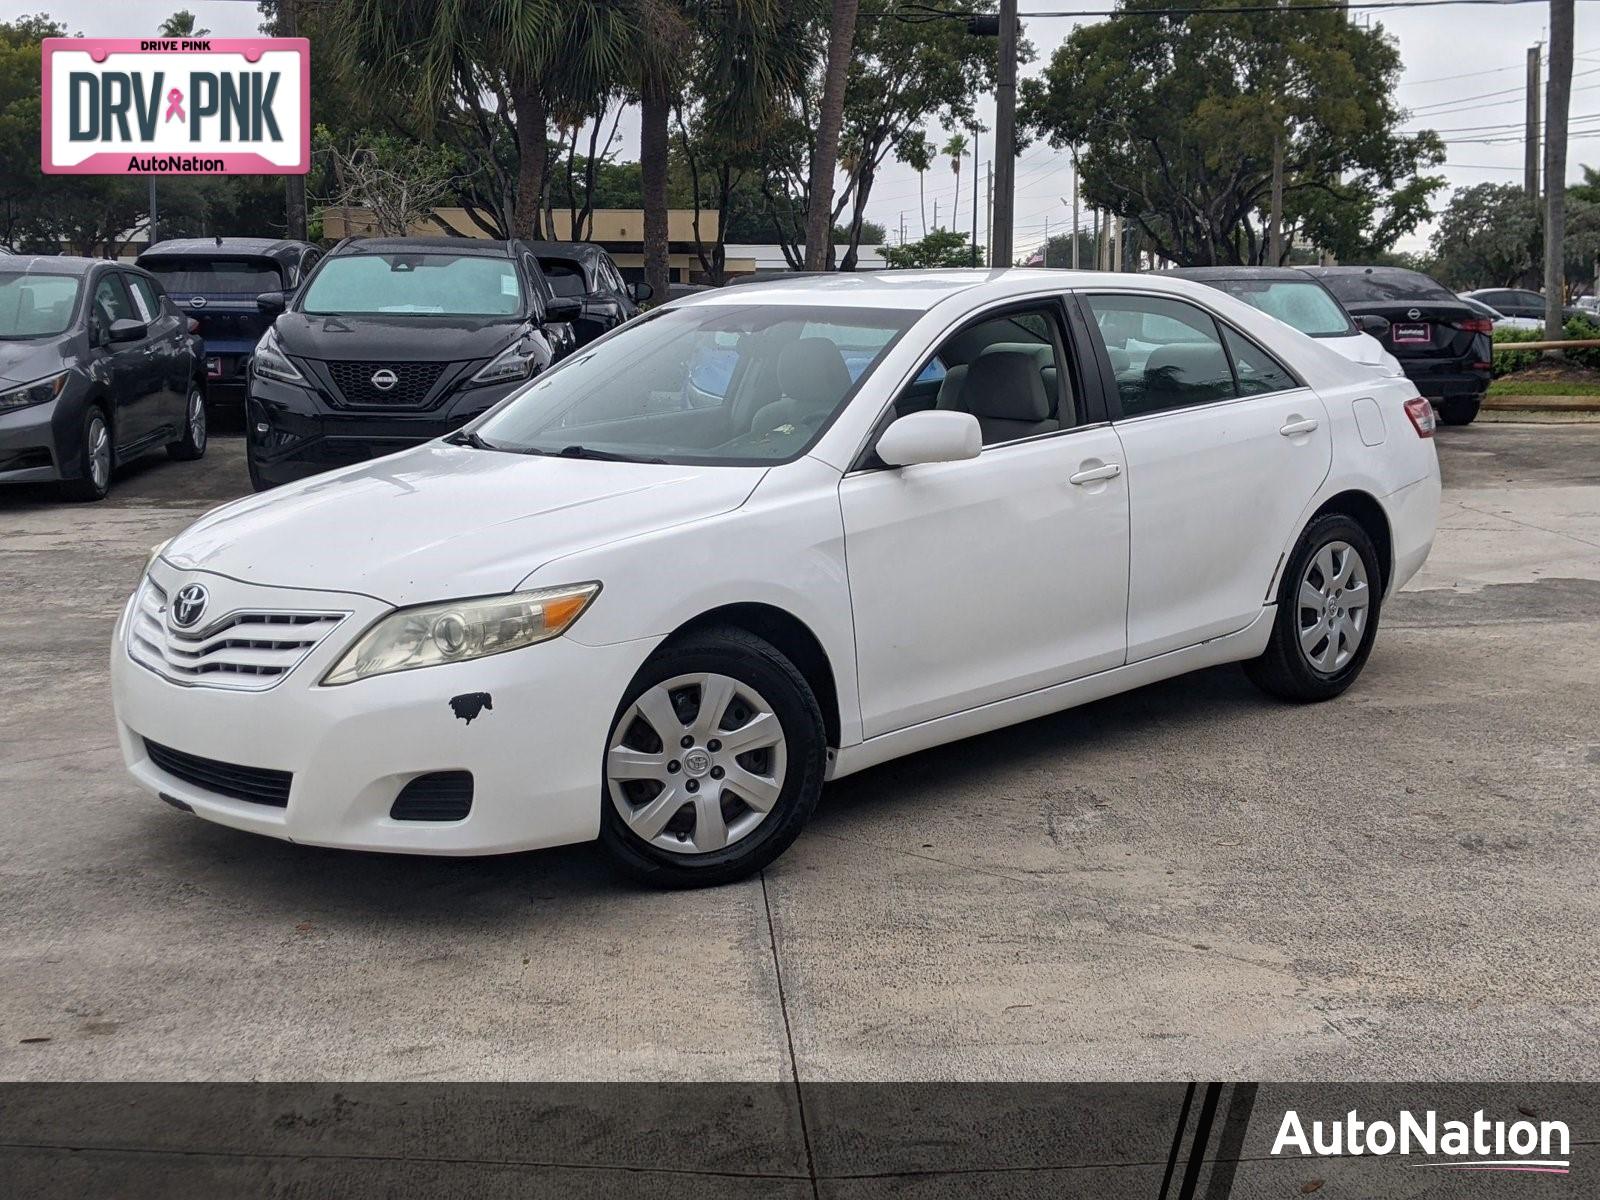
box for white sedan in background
[112,271,1441,887]
[1459,295,1541,332]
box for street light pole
[991,0,1017,267]
[283,0,308,240]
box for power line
[865,0,1600,19]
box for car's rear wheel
[1245,513,1382,702]
[167,385,208,461]
[1437,396,1481,426]
[59,407,112,502]
[598,627,825,887]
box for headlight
[0,371,68,412]
[253,327,305,385]
[468,337,541,387]
[321,582,601,685]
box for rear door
[1082,291,1332,662]
[123,272,188,429]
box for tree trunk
[641,85,671,304]
[803,0,861,271]
[510,80,546,239]
[1545,0,1575,338]
[840,158,876,271]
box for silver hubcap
[189,391,206,450]
[1297,540,1370,673]
[88,417,110,489]
[606,672,787,856]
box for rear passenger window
[1088,295,1234,416]
[1221,327,1297,395]
[894,303,1075,443]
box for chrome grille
[128,578,348,691]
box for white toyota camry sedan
[111,270,1441,886]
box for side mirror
[256,291,287,314]
[627,280,654,303]
[1354,314,1390,336]
[876,410,982,467]
[546,296,582,323]
[108,318,148,343]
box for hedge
[1491,317,1600,376]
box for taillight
[1456,317,1494,334]
[1403,396,1436,438]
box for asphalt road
[2,425,1597,1082]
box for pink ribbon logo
[164,88,185,123]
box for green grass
[1488,377,1600,397]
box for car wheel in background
[167,385,208,461]
[59,406,113,502]
[1245,512,1383,703]
[1437,396,1481,426]
[598,627,826,888]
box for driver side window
[90,275,136,344]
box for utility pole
[899,212,905,245]
[1092,209,1101,270]
[1071,154,1080,269]
[986,165,993,259]
[933,198,939,231]
[1546,0,1575,337]
[283,0,307,240]
[991,0,1018,266]
[1269,131,1284,265]
[1526,44,1542,198]
[972,142,980,266]
[147,178,158,252]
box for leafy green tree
[1021,0,1445,265]
[158,11,210,38]
[1428,184,1541,289]
[881,228,979,268]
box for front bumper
[110,563,658,855]
[0,392,81,484]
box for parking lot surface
[2,425,1598,1082]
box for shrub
[1492,326,1544,376]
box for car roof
[524,241,605,263]
[674,268,1243,312]
[332,237,517,257]
[1161,266,1319,281]
[140,237,309,260]
[0,254,109,276]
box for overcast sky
[21,0,1591,257]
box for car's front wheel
[598,627,826,887]
[59,406,112,502]
[1245,513,1383,702]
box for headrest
[1144,342,1229,390]
[963,350,1051,422]
[778,337,853,409]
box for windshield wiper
[556,444,667,465]
[445,429,497,450]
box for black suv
[527,241,647,346]
[0,256,206,501]
[246,237,579,489]
[137,238,321,409]
[1304,265,1493,425]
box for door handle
[1279,417,1319,437]
[1069,462,1122,485]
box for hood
[1320,331,1404,377]
[274,311,529,363]
[0,337,73,387]
[163,444,767,606]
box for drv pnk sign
[41,38,309,175]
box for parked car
[137,238,321,410]
[245,237,580,490]
[1305,266,1492,426]
[1459,295,1540,333]
[526,241,646,345]
[114,270,1439,886]
[1461,287,1583,324]
[1,256,206,501]
[1163,266,1404,376]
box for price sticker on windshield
[41,37,309,175]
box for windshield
[1317,269,1457,305]
[142,257,283,296]
[0,272,81,338]
[1208,278,1353,337]
[472,303,915,464]
[301,253,524,317]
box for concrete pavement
[1,425,1597,1081]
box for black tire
[1245,512,1383,703]
[58,406,112,502]
[167,384,208,461]
[598,626,826,888]
[1437,395,1481,426]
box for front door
[1083,291,1333,662]
[841,299,1130,739]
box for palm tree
[943,133,968,233]
[159,11,210,38]
[634,1,692,306]
[803,0,862,270]
[898,130,933,237]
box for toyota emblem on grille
[370,368,399,391]
[1407,308,1421,321]
[188,296,207,309]
[170,584,209,629]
